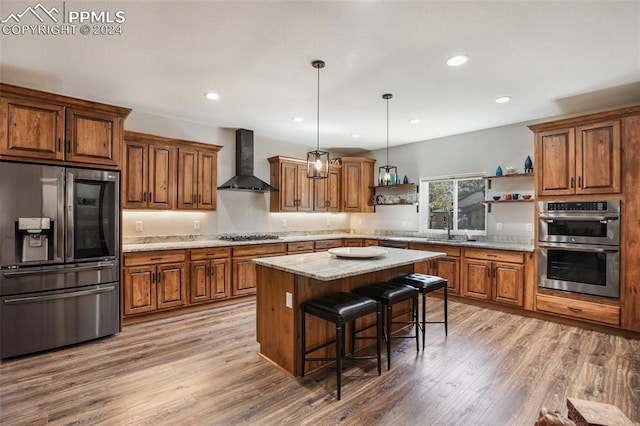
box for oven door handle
[3,285,116,304]
[538,242,619,253]
[538,214,619,222]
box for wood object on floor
[535,407,576,426]
[566,397,634,426]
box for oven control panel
[546,201,607,211]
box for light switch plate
[285,292,292,308]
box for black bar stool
[301,292,382,400]
[352,282,419,370]
[391,273,448,349]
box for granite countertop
[252,247,445,281]
[122,233,533,253]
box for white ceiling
[1,1,639,151]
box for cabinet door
[435,257,460,295]
[463,259,492,300]
[232,256,258,296]
[536,127,576,196]
[313,175,329,212]
[295,163,313,212]
[190,260,210,303]
[313,166,341,212]
[494,262,524,307]
[157,262,186,309]
[66,108,121,167]
[576,120,621,194]
[148,143,175,209]
[123,266,157,315]
[342,162,363,212]
[0,96,64,160]
[122,142,148,208]
[279,161,298,211]
[211,258,230,300]
[177,148,197,209]
[197,150,217,210]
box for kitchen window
[419,174,486,235]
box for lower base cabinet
[536,293,620,326]
[409,243,461,295]
[462,248,524,307]
[232,243,287,296]
[123,250,187,316]
[190,247,231,303]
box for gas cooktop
[217,233,280,242]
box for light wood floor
[1,299,638,425]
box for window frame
[419,172,487,236]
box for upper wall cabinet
[0,83,131,169]
[340,157,375,213]
[122,131,222,211]
[268,156,314,212]
[531,119,621,196]
[314,163,341,212]
[123,132,176,209]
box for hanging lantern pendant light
[379,93,397,186]
[306,60,330,179]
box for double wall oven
[537,200,620,299]
[0,161,120,359]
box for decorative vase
[524,155,533,173]
[496,165,503,177]
[403,175,409,184]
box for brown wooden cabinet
[533,120,621,196]
[314,239,344,251]
[340,157,375,212]
[268,156,314,212]
[536,293,620,326]
[123,132,176,209]
[189,247,231,303]
[232,243,286,297]
[177,146,219,210]
[313,164,341,212]
[123,250,187,317]
[0,84,130,168]
[343,239,363,247]
[410,243,461,295]
[462,248,524,307]
[287,241,314,254]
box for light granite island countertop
[253,247,445,376]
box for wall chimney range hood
[217,129,278,192]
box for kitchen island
[253,247,445,376]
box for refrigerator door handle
[2,261,117,278]
[66,171,75,261]
[3,285,116,304]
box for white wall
[122,111,350,236]
[351,121,537,238]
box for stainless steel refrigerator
[0,161,120,359]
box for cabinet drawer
[314,239,343,250]
[536,293,620,326]
[190,247,231,261]
[464,248,523,264]
[287,241,315,253]
[124,250,187,267]
[409,243,461,257]
[233,243,287,257]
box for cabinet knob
[578,176,582,188]
[570,177,575,189]
[149,191,152,202]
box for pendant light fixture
[379,93,397,186]
[306,60,330,179]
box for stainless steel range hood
[217,129,278,192]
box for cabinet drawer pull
[150,257,163,261]
[151,272,155,284]
[578,176,582,188]
[487,268,490,278]
[487,254,497,258]
[198,194,201,204]
[143,192,147,202]
[149,191,152,201]
[570,177,575,188]
[193,194,196,204]
[157,272,161,283]
[568,306,582,313]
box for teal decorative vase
[524,155,533,173]
[496,165,503,176]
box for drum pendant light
[379,93,397,186]
[306,60,330,179]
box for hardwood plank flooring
[1,300,638,425]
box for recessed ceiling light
[495,96,512,104]
[446,55,469,66]
[204,92,220,100]
[409,119,421,124]
[292,116,304,122]
[351,134,361,138]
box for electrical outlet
[496,222,503,231]
[285,292,292,308]
[525,223,533,232]
[282,219,287,228]
[194,220,201,230]
[135,221,143,232]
